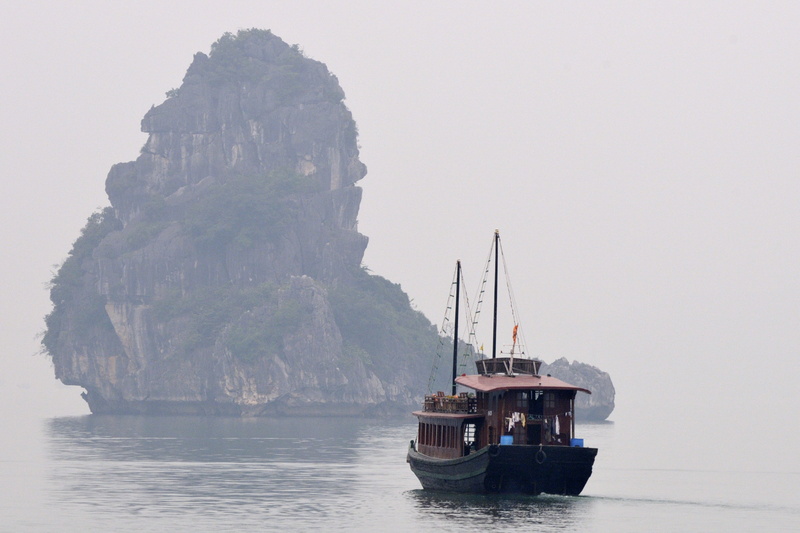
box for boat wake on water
[586,493,800,515]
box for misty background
[1,2,797,473]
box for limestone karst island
[42,30,614,419]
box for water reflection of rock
[47,415,362,462]
[44,415,371,520]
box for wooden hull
[407,442,597,495]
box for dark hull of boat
[407,443,597,495]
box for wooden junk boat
[407,232,598,494]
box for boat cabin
[413,357,591,459]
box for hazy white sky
[1,1,798,471]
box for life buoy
[536,446,547,464]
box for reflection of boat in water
[407,231,597,495]
[408,488,590,526]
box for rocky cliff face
[44,30,436,416]
[43,30,615,419]
[539,358,615,421]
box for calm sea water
[1,414,797,532]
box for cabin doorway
[527,422,542,445]
[463,422,477,454]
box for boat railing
[423,393,478,414]
[476,357,542,376]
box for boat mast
[452,260,461,395]
[491,230,499,359]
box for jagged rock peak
[107,28,366,225]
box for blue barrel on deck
[570,438,584,447]
[500,435,513,445]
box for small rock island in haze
[42,29,614,419]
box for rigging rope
[426,263,459,394]
[498,236,527,357]
[457,266,478,375]
[426,231,532,393]
[468,236,496,359]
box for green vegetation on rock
[151,284,275,356]
[329,267,438,377]
[226,298,311,363]
[43,208,121,354]
[184,171,318,252]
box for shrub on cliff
[184,171,318,252]
[43,208,121,354]
[329,267,438,379]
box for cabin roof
[455,374,591,394]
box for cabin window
[515,391,529,411]
[544,392,556,409]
